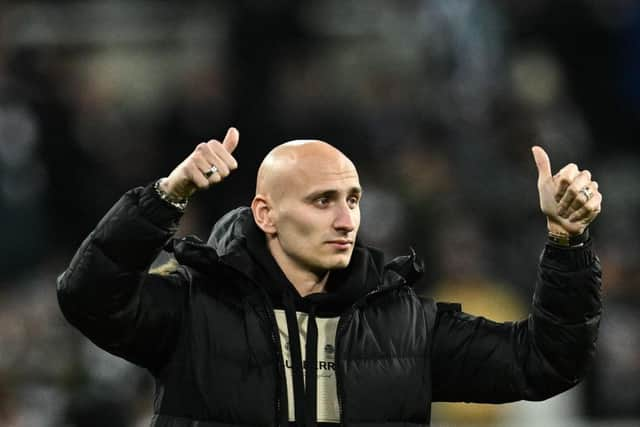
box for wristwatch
[153,178,189,211]
[547,228,589,247]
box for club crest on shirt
[324,344,335,360]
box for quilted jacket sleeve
[57,184,186,373]
[430,240,602,403]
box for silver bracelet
[153,178,189,211]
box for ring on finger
[579,186,593,201]
[204,165,218,178]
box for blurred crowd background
[1,1,639,426]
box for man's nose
[333,204,356,232]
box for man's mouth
[326,239,353,250]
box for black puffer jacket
[57,184,602,426]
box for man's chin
[327,255,352,270]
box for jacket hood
[206,206,252,256]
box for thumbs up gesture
[531,146,602,236]
[159,127,240,201]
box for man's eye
[348,196,360,206]
[315,197,330,207]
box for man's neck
[267,238,330,297]
[289,273,330,297]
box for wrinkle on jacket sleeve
[430,240,602,403]
[57,184,187,373]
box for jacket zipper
[262,293,286,427]
[335,310,353,426]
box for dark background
[1,1,639,426]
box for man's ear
[251,195,277,234]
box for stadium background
[1,1,639,426]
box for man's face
[270,157,361,274]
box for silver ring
[579,186,593,201]
[204,166,218,178]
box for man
[58,127,602,426]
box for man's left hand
[531,146,602,236]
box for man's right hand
[160,127,240,200]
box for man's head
[251,140,361,278]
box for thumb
[222,127,240,153]
[531,145,552,182]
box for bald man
[58,127,602,427]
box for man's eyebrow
[305,187,362,200]
[349,186,363,196]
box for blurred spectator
[0,74,48,277]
